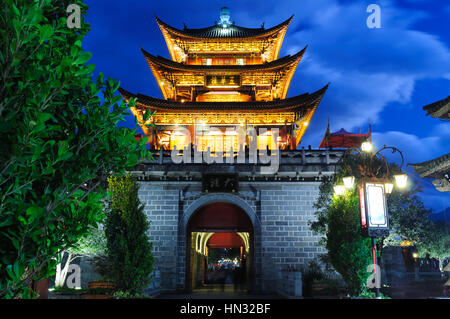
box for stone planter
[83,281,115,299]
[88,281,115,290]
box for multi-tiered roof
[120,8,329,150]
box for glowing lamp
[384,183,394,194]
[343,176,355,189]
[361,141,373,153]
[412,252,418,259]
[333,185,346,196]
[394,174,408,188]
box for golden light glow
[137,17,312,151]
[151,112,295,126]
[400,240,415,247]
[206,85,240,89]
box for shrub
[104,174,154,294]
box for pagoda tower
[119,8,329,152]
[116,8,344,294]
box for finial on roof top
[261,22,265,29]
[219,7,232,28]
[183,22,187,30]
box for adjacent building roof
[319,126,371,149]
[423,96,450,120]
[119,84,329,113]
[408,152,450,179]
[155,15,293,39]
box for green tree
[105,174,154,294]
[416,221,450,273]
[54,225,106,288]
[382,179,449,273]
[310,150,416,296]
[311,175,373,295]
[0,0,151,298]
[385,190,434,246]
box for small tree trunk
[54,252,74,288]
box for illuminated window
[194,132,239,153]
[202,58,212,65]
[169,131,190,150]
[257,131,274,150]
[236,58,246,65]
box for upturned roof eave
[408,153,450,177]
[118,84,328,113]
[140,46,307,73]
[154,15,293,40]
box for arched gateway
[182,193,260,292]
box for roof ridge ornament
[218,7,232,28]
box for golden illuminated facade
[120,8,329,151]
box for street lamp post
[333,142,408,298]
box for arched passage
[207,232,244,248]
[185,200,255,293]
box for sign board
[202,174,238,193]
[206,75,240,87]
[359,182,390,238]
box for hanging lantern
[333,185,346,196]
[361,141,373,153]
[384,183,394,194]
[394,174,408,188]
[343,176,355,189]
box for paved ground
[49,279,450,299]
[155,284,285,299]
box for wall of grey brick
[137,180,325,294]
[138,182,180,292]
[255,182,326,293]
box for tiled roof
[141,47,306,73]
[118,84,329,113]
[408,152,450,178]
[155,16,293,39]
[423,96,450,120]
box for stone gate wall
[138,180,326,293]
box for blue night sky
[83,0,449,214]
